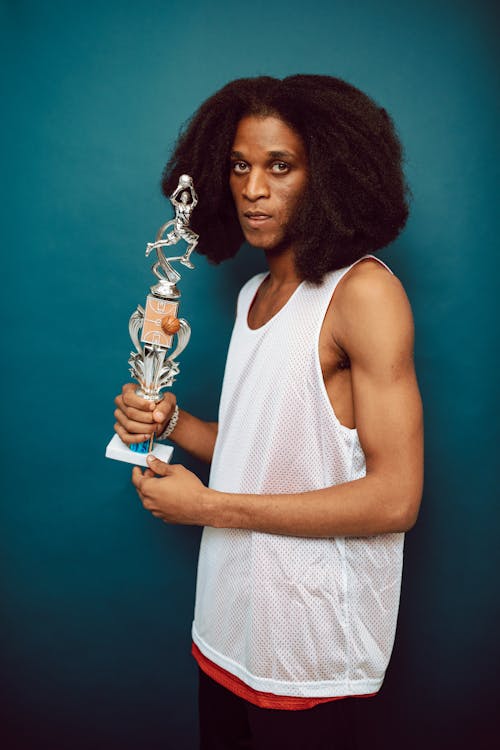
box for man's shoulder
[334,257,408,313]
[330,257,414,351]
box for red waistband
[192,642,377,711]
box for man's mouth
[243,211,272,226]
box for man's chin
[246,235,292,257]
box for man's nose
[242,169,270,201]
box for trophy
[105,174,199,467]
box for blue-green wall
[1,1,497,747]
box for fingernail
[153,411,164,421]
[147,454,155,463]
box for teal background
[1,1,498,748]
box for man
[113,75,423,749]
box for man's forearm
[169,409,218,464]
[202,472,421,537]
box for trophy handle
[168,318,191,363]
[129,306,145,355]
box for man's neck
[264,246,301,290]
[247,246,303,329]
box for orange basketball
[161,315,181,335]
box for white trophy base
[105,434,174,467]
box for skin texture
[229,115,308,256]
[115,115,423,537]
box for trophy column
[105,175,198,467]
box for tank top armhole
[312,253,396,405]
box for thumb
[146,454,174,477]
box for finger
[152,408,171,425]
[114,409,156,436]
[124,406,156,424]
[118,388,175,425]
[131,466,145,490]
[152,393,176,423]
[122,383,157,412]
[114,396,156,424]
[114,422,152,445]
[146,454,175,476]
[131,469,157,512]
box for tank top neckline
[244,272,307,334]
[243,255,391,334]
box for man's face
[229,115,308,254]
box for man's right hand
[114,383,176,445]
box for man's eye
[271,162,290,173]
[232,161,249,174]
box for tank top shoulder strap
[327,253,394,301]
[301,254,394,340]
[236,272,268,319]
[357,253,394,275]
[333,254,394,290]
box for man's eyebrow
[268,150,295,159]
[230,149,296,159]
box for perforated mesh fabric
[192,255,404,699]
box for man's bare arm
[133,266,424,537]
[167,409,218,464]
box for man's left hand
[132,456,207,525]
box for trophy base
[105,434,173,467]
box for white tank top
[192,255,405,699]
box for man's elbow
[390,487,422,532]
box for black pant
[198,668,361,750]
